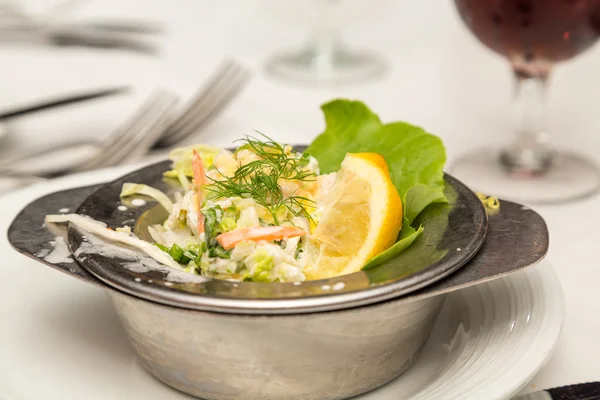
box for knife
[49,30,159,54]
[0,87,129,119]
[513,382,600,399]
[61,20,164,34]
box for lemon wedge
[305,153,403,280]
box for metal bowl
[59,160,486,399]
[109,287,444,400]
[7,165,549,400]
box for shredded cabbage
[44,214,183,270]
[120,183,174,213]
[46,139,317,282]
[163,144,221,189]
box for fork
[74,89,178,172]
[154,59,250,148]
[0,60,247,176]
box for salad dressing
[73,230,207,283]
[36,236,74,264]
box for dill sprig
[205,133,316,225]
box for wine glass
[264,0,387,85]
[451,0,600,203]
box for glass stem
[500,71,554,174]
[309,0,341,75]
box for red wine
[455,0,600,75]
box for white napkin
[0,45,223,174]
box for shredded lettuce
[154,243,193,265]
[304,99,447,269]
[218,217,236,233]
[244,248,275,282]
[163,144,221,189]
[120,183,174,214]
[203,208,219,245]
[154,243,169,252]
[201,206,233,259]
[168,243,184,262]
[210,246,231,259]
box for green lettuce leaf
[364,225,424,268]
[304,99,447,269]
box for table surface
[3,0,600,395]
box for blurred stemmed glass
[0,0,87,43]
[451,0,600,203]
[264,0,387,85]
[0,0,86,26]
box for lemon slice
[305,153,403,280]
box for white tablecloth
[3,0,600,395]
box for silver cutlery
[0,25,162,54]
[0,60,248,179]
[512,382,600,399]
[0,87,129,119]
[0,1,162,54]
[70,20,163,34]
[0,90,178,176]
[48,25,161,54]
[155,58,250,148]
[0,140,98,176]
[74,89,178,172]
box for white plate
[363,260,564,400]
[0,168,565,400]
